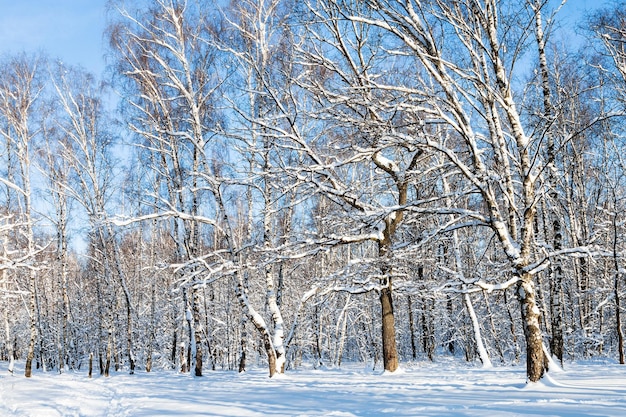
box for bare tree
[38,102,73,373]
[0,54,47,377]
[108,0,240,377]
[50,63,136,375]
[299,0,613,381]
[219,0,304,376]
[295,0,448,372]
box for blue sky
[0,0,611,79]
[0,0,107,76]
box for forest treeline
[1,0,626,382]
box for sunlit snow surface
[2,359,626,416]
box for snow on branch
[473,276,521,293]
[372,150,400,175]
[0,177,25,196]
[435,275,521,295]
[522,245,609,275]
[327,231,383,244]
[437,245,611,296]
[0,244,52,272]
[112,210,218,227]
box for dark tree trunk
[613,205,625,364]
[408,296,417,360]
[194,346,203,377]
[180,345,188,373]
[238,315,247,373]
[615,275,624,365]
[378,239,399,372]
[104,330,112,377]
[171,331,177,367]
[193,288,203,377]
[380,284,398,372]
[25,273,37,377]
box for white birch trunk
[463,293,492,368]
[442,168,492,368]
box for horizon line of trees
[1,0,626,383]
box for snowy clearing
[1,359,626,416]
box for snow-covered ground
[1,359,626,416]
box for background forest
[1,0,626,383]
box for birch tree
[38,105,73,373]
[49,63,136,375]
[592,4,626,102]
[108,0,291,376]
[0,54,46,377]
[292,1,448,372]
[302,0,613,381]
[0,206,22,374]
[589,4,626,363]
[108,0,222,376]
[219,0,304,375]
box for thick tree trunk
[194,341,203,376]
[234,271,279,377]
[265,263,285,373]
[518,275,546,382]
[171,331,177,369]
[380,284,399,372]
[180,344,188,373]
[238,317,247,373]
[193,288,203,377]
[549,261,564,364]
[263,332,278,378]
[105,328,112,377]
[543,204,564,365]
[378,239,399,372]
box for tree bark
[379,247,399,372]
[193,287,203,377]
[613,194,625,364]
[518,275,546,382]
[379,284,398,372]
[234,269,279,377]
[464,293,492,368]
[25,282,36,377]
[408,296,417,360]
